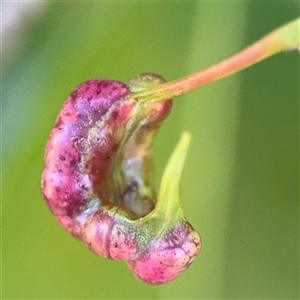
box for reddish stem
[132,18,299,102]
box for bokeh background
[2,1,299,299]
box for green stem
[132,18,299,103]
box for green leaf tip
[155,132,191,219]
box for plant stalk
[132,18,299,103]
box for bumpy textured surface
[41,75,172,239]
[41,73,200,285]
[127,220,201,284]
[82,206,139,260]
[41,79,134,238]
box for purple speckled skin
[127,220,201,284]
[42,79,136,238]
[41,73,200,284]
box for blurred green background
[2,1,299,299]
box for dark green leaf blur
[3,2,299,299]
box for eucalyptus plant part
[41,73,201,284]
[41,18,299,285]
